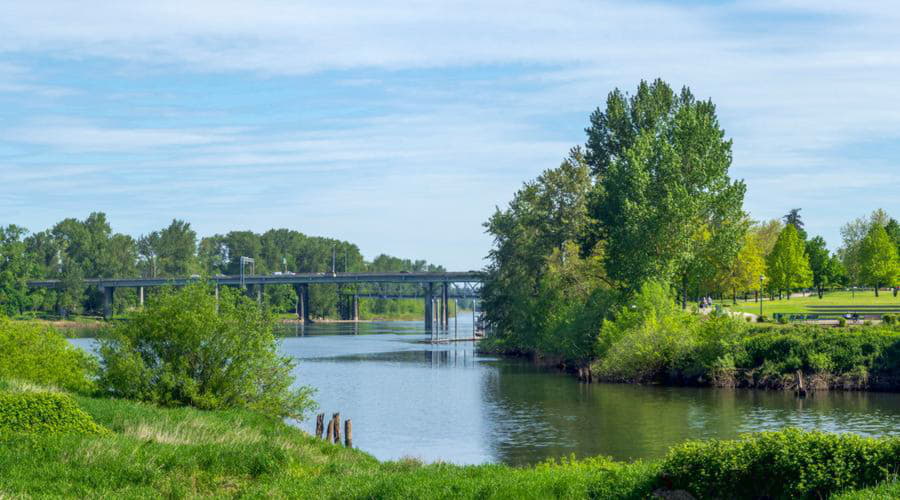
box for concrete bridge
[27,271,484,330]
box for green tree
[718,231,766,304]
[885,218,900,255]
[586,79,746,304]
[782,208,807,240]
[839,209,892,286]
[806,236,840,298]
[858,224,899,296]
[483,148,595,352]
[0,225,34,315]
[97,282,316,419]
[766,224,812,299]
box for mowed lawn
[716,290,900,317]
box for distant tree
[886,218,900,255]
[839,209,893,286]
[0,225,34,315]
[718,231,766,304]
[157,220,197,276]
[766,225,812,299]
[782,208,807,240]
[586,79,746,306]
[859,225,899,296]
[806,236,840,298]
[752,219,784,257]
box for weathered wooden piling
[344,419,352,448]
[795,370,807,398]
[315,413,325,439]
[332,413,341,444]
[326,418,334,442]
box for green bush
[838,316,848,327]
[97,282,316,420]
[662,428,900,499]
[0,391,108,435]
[0,317,97,393]
[883,314,896,325]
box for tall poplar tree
[585,79,746,305]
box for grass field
[715,290,900,317]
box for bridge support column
[138,286,144,307]
[294,284,310,324]
[442,283,449,329]
[257,284,264,305]
[102,286,114,321]
[353,294,359,321]
[424,282,434,331]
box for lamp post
[759,275,766,318]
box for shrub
[757,315,768,323]
[883,314,895,325]
[838,317,847,327]
[662,428,900,499]
[97,282,316,420]
[778,315,789,325]
[0,391,108,435]
[0,317,97,393]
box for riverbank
[1,381,897,499]
[481,319,900,393]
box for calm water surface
[70,318,900,466]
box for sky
[1,1,898,270]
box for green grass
[1,383,898,499]
[717,290,900,316]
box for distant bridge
[27,271,485,330]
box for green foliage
[766,224,813,296]
[0,391,108,435]
[0,225,35,315]
[662,428,900,499]
[587,79,746,293]
[859,224,900,294]
[0,317,97,393]
[97,282,316,419]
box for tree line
[0,214,444,318]
[482,79,900,360]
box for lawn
[716,290,900,317]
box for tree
[766,225,812,299]
[839,209,893,286]
[586,79,746,306]
[718,231,766,303]
[752,219,783,257]
[483,148,596,351]
[97,282,316,419]
[806,236,839,298]
[858,225,899,296]
[0,225,34,315]
[886,218,900,255]
[782,208,807,240]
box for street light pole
[759,275,765,318]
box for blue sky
[1,1,898,270]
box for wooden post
[344,419,352,448]
[326,418,334,442]
[315,413,325,439]
[332,412,341,444]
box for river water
[70,317,900,466]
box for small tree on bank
[97,282,316,420]
[859,225,899,296]
[766,224,812,299]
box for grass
[1,382,897,499]
[716,290,900,316]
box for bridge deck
[27,271,484,289]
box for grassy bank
[0,381,898,499]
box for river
[70,317,900,466]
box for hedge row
[662,428,900,499]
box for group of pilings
[315,412,352,448]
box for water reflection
[68,320,900,466]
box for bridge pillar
[294,284,311,324]
[257,284,264,304]
[424,282,434,331]
[442,283,449,329]
[353,294,359,321]
[102,286,114,320]
[137,286,144,307]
